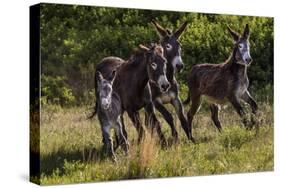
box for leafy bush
[40,4,273,106]
[41,75,76,106]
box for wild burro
[93,44,170,146]
[89,20,193,144]
[95,70,129,161]
[144,20,194,143]
[184,24,258,138]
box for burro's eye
[105,86,111,93]
[151,62,157,70]
[238,44,243,49]
[166,43,172,50]
[108,87,112,93]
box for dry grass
[33,102,274,185]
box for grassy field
[34,102,273,185]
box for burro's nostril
[176,64,183,70]
[246,58,252,63]
[166,83,170,90]
[101,99,110,110]
[161,83,170,92]
[103,104,110,109]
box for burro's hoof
[161,139,168,149]
[112,155,118,163]
[190,137,197,144]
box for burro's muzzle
[158,75,170,93]
[101,98,110,110]
[243,52,252,66]
[172,56,184,72]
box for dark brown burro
[145,20,194,143]
[184,24,258,139]
[93,44,170,146]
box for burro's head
[151,20,188,72]
[227,24,252,66]
[96,70,116,110]
[139,43,170,93]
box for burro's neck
[166,62,175,82]
[131,56,149,92]
[226,52,248,78]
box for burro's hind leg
[209,104,222,132]
[186,94,202,142]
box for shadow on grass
[40,147,108,176]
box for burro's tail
[182,91,190,105]
[88,71,99,120]
[87,100,97,119]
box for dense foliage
[40,3,273,106]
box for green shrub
[41,75,76,106]
[40,4,273,106]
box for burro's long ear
[139,44,150,52]
[96,71,103,82]
[151,20,168,38]
[242,24,250,39]
[174,21,188,39]
[108,70,117,84]
[227,25,240,41]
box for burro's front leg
[114,113,128,151]
[154,100,178,142]
[241,90,259,128]
[127,111,144,144]
[101,125,117,161]
[228,96,251,129]
[115,116,129,155]
[145,102,167,147]
[242,90,258,114]
[171,96,193,142]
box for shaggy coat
[184,24,258,138]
